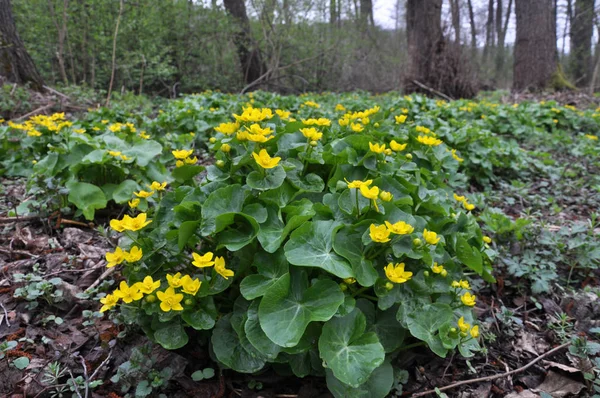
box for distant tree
[405,0,476,98]
[513,0,560,90]
[223,0,265,85]
[0,0,45,90]
[569,0,595,86]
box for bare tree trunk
[224,0,265,86]
[467,0,477,49]
[449,0,461,43]
[360,0,374,30]
[484,0,495,60]
[47,0,68,84]
[513,0,559,90]
[589,20,600,93]
[405,0,476,98]
[494,0,512,81]
[569,0,595,86]
[0,0,45,90]
[106,0,124,106]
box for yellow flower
[148,181,167,191]
[157,287,184,312]
[233,107,273,123]
[432,263,445,274]
[135,276,160,294]
[453,193,466,203]
[139,131,150,139]
[369,142,386,154]
[124,246,143,263]
[214,256,234,279]
[417,135,443,146]
[345,179,372,189]
[134,190,154,198]
[110,218,125,232]
[109,123,123,133]
[379,191,393,202]
[585,134,598,140]
[276,109,291,119]
[172,149,194,159]
[458,317,470,333]
[128,199,140,208]
[221,143,231,153]
[461,292,477,307]
[335,104,346,111]
[114,281,143,303]
[470,325,479,338]
[302,117,331,126]
[451,280,471,290]
[215,121,240,135]
[121,213,152,231]
[343,277,356,284]
[464,202,475,211]
[176,160,184,168]
[304,100,320,108]
[451,149,464,162]
[105,247,126,268]
[300,127,323,141]
[423,229,440,245]
[384,263,413,284]
[246,133,273,143]
[384,220,414,235]
[359,184,379,200]
[415,126,432,135]
[252,149,281,169]
[390,140,407,152]
[369,224,391,243]
[395,115,407,124]
[101,119,109,124]
[185,156,198,164]
[338,117,350,126]
[246,123,273,136]
[120,154,130,161]
[166,272,184,288]
[483,236,492,244]
[350,123,364,132]
[192,252,215,268]
[74,128,86,134]
[99,293,119,312]
[108,150,122,157]
[181,275,201,295]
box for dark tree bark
[466,0,477,49]
[449,0,461,43]
[360,0,374,29]
[494,0,512,79]
[405,0,476,98]
[513,0,558,90]
[569,0,595,86]
[483,0,495,59]
[223,0,265,85]
[0,0,45,90]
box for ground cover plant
[0,92,599,397]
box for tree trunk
[494,0,512,81]
[405,0,476,98]
[484,0,495,60]
[360,0,374,30]
[466,0,477,50]
[223,0,265,85]
[449,0,461,43]
[513,0,558,90]
[0,0,45,90]
[569,0,595,86]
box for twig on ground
[0,299,10,327]
[410,341,571,397]
[86,267,116,290]
[411,80,454,101]
[0,216,40,224]
[14,103,55,121]
[0,247,40,258]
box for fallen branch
[0,215,40,224]
[43,85,70,100]
[410,341,571,397]
[0,247,40,258]
[14,103,55,121]
[411,80,454,101]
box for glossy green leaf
[455,236,483,274]
[66,181,107,220]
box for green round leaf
[247,165,286,191]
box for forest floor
[1,89,599,398]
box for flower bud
[184,299,194,306]
[385,282,394,290]
[413,238,422,247]
[221,143,231,153]
[216,160,225,168]
[441,269,448,277]
[405,153,413,160]
[374,122,380,127]
[450,327,457,333]
[423,271,430,278]
[310,140,318,147]
[340,283,348,292]
[209,137,217,143]
[145,294,157,303]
